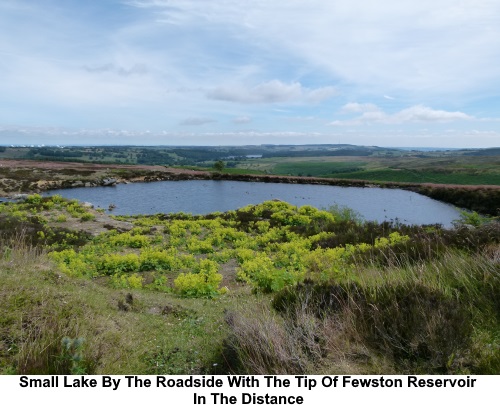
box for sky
[0,0,500,147]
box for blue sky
[1,0,499,147]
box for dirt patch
[218,259,249,294]
[44,209,133,236]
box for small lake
[42,180,462,226]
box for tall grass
[0,236,105,374]
[223,307,308,374]
[223,248,500,374]
[0,233,250,375]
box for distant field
[242,155,500,186]
[328,169,500,185]
[1,144,499,186]
[272,161,366,177]
[236,158,499,186]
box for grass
[225,153,500,186]
[226,249,500,374]
[1,195,499,375]
[0,236,264,374]
[329,169,500,185]
[272,161,366,177]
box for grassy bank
[227,250,500,374]
[0,237,260,374]
[1,195,499,374]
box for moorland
[1,144,500,215]
[0,144,499,375]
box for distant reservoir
[43,180,462,226]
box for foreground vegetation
[1,195,499,374]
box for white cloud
[180,117,216,126]
[232,116,252,124]
[331,104,474,126]
[305,87,338,103]
[393,105,473,123]
[1,57,165,107]
[83,63,149,76]
[1,1,499,147]
[207,81,301,104]
[286,116,317,122]
[207,80,336,104]
[124,0,500,97]
[341,102,381,114]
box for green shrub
[80,213,95,222]
[50,195,65,204]
[453,210,492,227]
[49,249,97,277]
[146,274,170,292]
[174,259,224,297]
[109,232,149,248]
[110,273,143,289]
[186,237,215,254]
[25,194,43,205]
[327,203,364,223]
[139,249,178,271]
[96,254,140,275]
[66,203,86,218]
[56,214,67,223]
[237,253,302,292]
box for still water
[43,180,461,226]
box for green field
[240,155,500,186]
[330,169,500,185]
[272,161,367,177]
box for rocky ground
[0,159,209,196]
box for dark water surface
[43,180,462,226]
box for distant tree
[213,160,225,172]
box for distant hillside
[1,144,498,189]
[464,147,500,156]
[0,144,398,166]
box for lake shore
[1,159,499,216]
